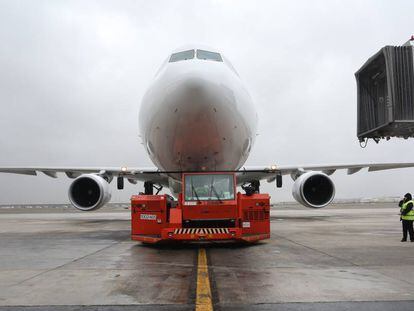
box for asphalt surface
[0,203,414,310]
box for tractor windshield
[184,174,235,201]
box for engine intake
[292,172,335,208]
[68,174,111,211]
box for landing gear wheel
[144,181,154,195]
[242,180,260,196]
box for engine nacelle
[292,171,335,208]
[68,174,111,211]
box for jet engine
[292,172,335,208]
[68,174,111,211]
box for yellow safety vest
[401,200,414,221]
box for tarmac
[0,203,414,310]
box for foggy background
[1,0,414,204]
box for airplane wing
[2,162,413,210]
[0,167,170,186]
[3,162,414,186]
[235,162,414,185]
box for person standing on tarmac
[399,193,414,242]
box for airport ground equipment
[130,172,270,243]
[356,36,414,144]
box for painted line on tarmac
[196,248,213,311]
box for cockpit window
[169,50,195,62]
[196,49,223,62]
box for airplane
[1,45,414,211]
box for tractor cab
[180,173,238,228]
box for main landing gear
[242,180,260,196]
[143,181,163,195]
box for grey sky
[1,0,414,204]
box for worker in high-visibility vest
[399,193,414,242]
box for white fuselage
[139,47,257,175]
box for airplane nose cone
[173,67,236,113]
[182,72,205,88]
[182,77,206,97]
[179,72,214,98]
[140,60,255,172]
[168,75,220,115]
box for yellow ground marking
[196,248,213,311]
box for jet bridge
[356,37,414,144]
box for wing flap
[347,167,363,175]
[323,169,336,176]
[41,171,58,178]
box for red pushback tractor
[131,172,270,243]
